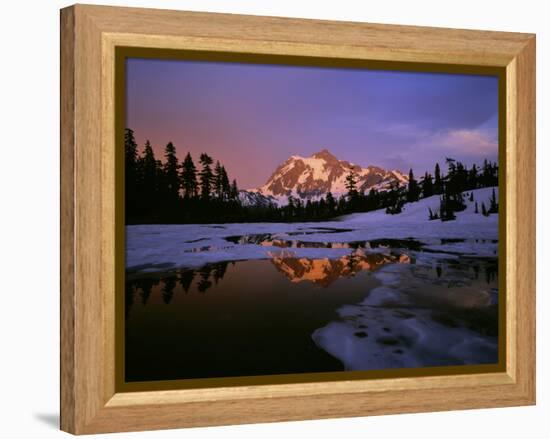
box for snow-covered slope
[252,149,407,204]
[342,187,497,223]
[338,187,499,255]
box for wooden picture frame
[60,4,536,434]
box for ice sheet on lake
[312,259,498,369]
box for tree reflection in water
[126,251,411,311]
[125,251,497,313]
[162,277,176,304]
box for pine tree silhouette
[124,128,139,218]
[230,179,239,200]
[220,166,230,200]
[139,140,158,215]
[181,152,198,199]
[407,168,420,202]
[214,161,224,199]
[163,142,180,216]
[421,172,434,198]
[325,191,336,214]
[488,188,498,214]
[345,170,358,198]
[199,153,214,201]
[434,163,443,194]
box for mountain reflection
[124,252,499,322]
[270,250,411,287]
[125,252,412,313]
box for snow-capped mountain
[249,149,407,204]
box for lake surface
[125,243,498,382]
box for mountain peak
[312,148,338,162]
[256,149,408,202]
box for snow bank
[311,255,498,370]
[338,187,498,241]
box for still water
[125,246,498,382]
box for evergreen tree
[220,166,230,200]
[305,199,314,217]
[139,140,158,215]
[325,191,336,214]
[488,188,498,214]
[442,158,466,214]
[155,159,164,201]
[439,191,456,221]
[445,157,457,185]
[434,163,443,194]
[481,202,488,216]
[124,129,138,173]
[229,179,239,200]
[163,142,180,205]
[469,164,478,189]
[455,160,468,193]
[482,159,491,187]
[287,195,296,218]
[294,198,304,217]
[385,183,403,215]
[492,162,499,186]
[337,195,347,214]
[124,128,139,216]
[214,161,224,199]
[407,168,420,202]
[421,172,434,198]
[199,153,214,201]
[141,140,157,180]
[365,188,380,211]
[345,170,358,199]
[181,152,198,199]
[480,159,498,187]
[230,179,239,201]
[317,197,326,218]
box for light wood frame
[60,4,536,434]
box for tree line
[125,129,242,223]
[328,157,498,221]
[125,128,499,224]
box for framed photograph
[60,4,536,434]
